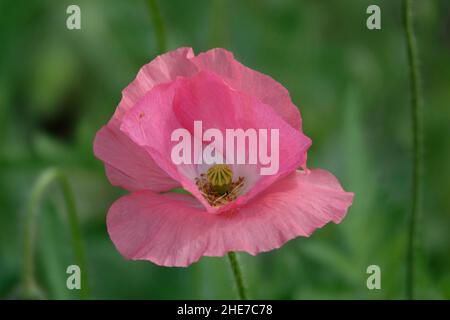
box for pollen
[195,164,244,207]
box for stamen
[195,164,245,207]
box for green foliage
[0,0,449,299]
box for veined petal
[112,47,197,125]
[94,48,197,192]
[107,169,353,267]
[93,124,179,192]
[192,48,302,129]
[120,72,311,212]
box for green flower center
[195,164,245,207]
[207,164,233,194]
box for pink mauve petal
[120,72,311,212]
[172,71,311,208]
[119,80,218,211]
[192,48,302,129]
[107,169,353,267]
[96,47,306,193]
[111,47,197,125]
[93,125,179,192]
[94,48,196,192]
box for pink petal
[120,72,311,212]
[172,71,311,208]
[192,48,302,129]
[119,80,217,211]
[93,124,179,192]
[111,47,197,125]
[94,48,197,192]
[107,169,353,267]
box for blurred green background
[0,0,449,299]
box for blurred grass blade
[403,0,423,300]
[146,0,167,54]
[22,168,90,299]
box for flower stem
[22,168,90,299]
[227,252,248,300]
[402,0,423,300]
[146,0,167,54]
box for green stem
[227,252,248,300]
[146,0,167,54]
[403,0,423,300]
[22,168,90,299]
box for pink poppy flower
[94,47,353,267]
